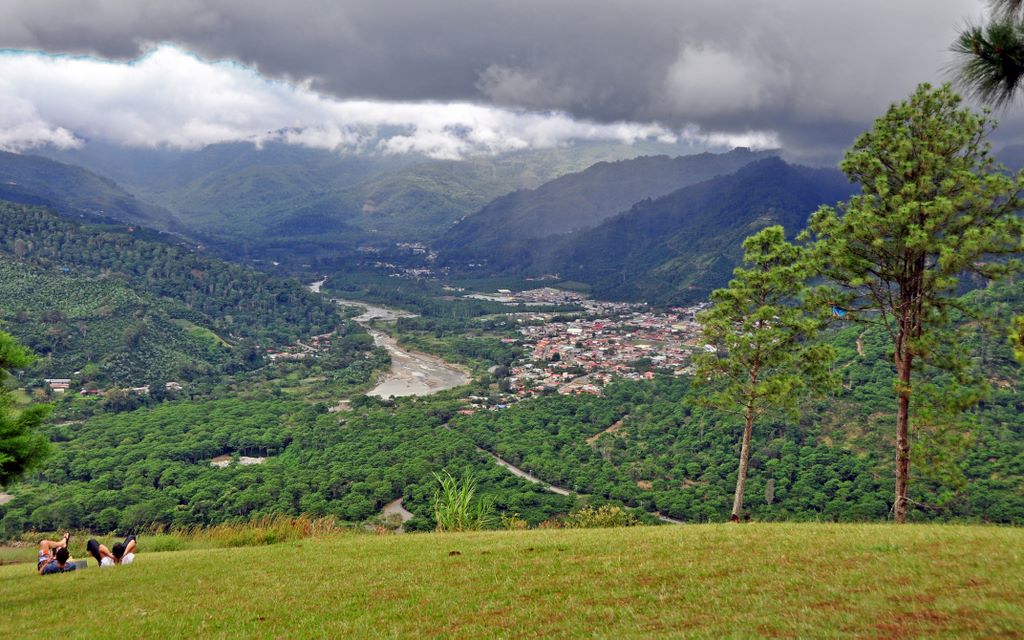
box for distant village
[510,304,710,396]
[44,378,184,397]
[42,286,710,409]
[460,288,710,412]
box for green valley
[3,5,1024,639]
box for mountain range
[438,157,855,304]
[437,148,777,259]
[2,143,861,306]
[34,140,702,242]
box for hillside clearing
[1,523,1021,638]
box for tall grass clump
[432,469,495,532]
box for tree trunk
[894,347,913,523]
[731,406,755,521]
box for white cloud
[0,45,778,158]
[0,95,80,151]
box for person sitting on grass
[37,533,77,576]
[86,535,137,567]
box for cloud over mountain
[0,0,991,162]
[0,46,778,159]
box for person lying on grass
[86,535,137,567]
[37,533,77,576]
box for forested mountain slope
[440,158,853,304]
[0,151,182,232]
[0,202,354,385]
[547,158,854,304]
[438,148,776,260]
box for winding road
[473,444,683,524]
[476,446,572,496]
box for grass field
[1,523,1021,638]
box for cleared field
[1,523,1021,639]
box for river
[364,328,470,398]
[306,280,470,398]
[332,298,418,324]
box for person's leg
[86,539,100,565]
[38,539,56,552]
[37,536,67,554]
[122,537,137,556]
[37,546,52,569]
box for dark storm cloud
[0,0,996,162]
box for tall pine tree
[694,226,835,521]
[804,84,1024,523]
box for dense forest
[0,201,360,385]
[0,395,573,536]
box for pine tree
[694,226,835,521]
[0,331,51,487]
[1012,315,1024,363]
[952,1,1024,107]
[804,84,1024,523]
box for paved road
[476,446,572,496]
[475,445,682,524]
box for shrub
[499,512,529,530]
[563,505,640,529]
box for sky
[0,0,1004,164]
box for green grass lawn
[1,523,1021,638]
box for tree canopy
[694,225,835,520]
[804,83,1024,522]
